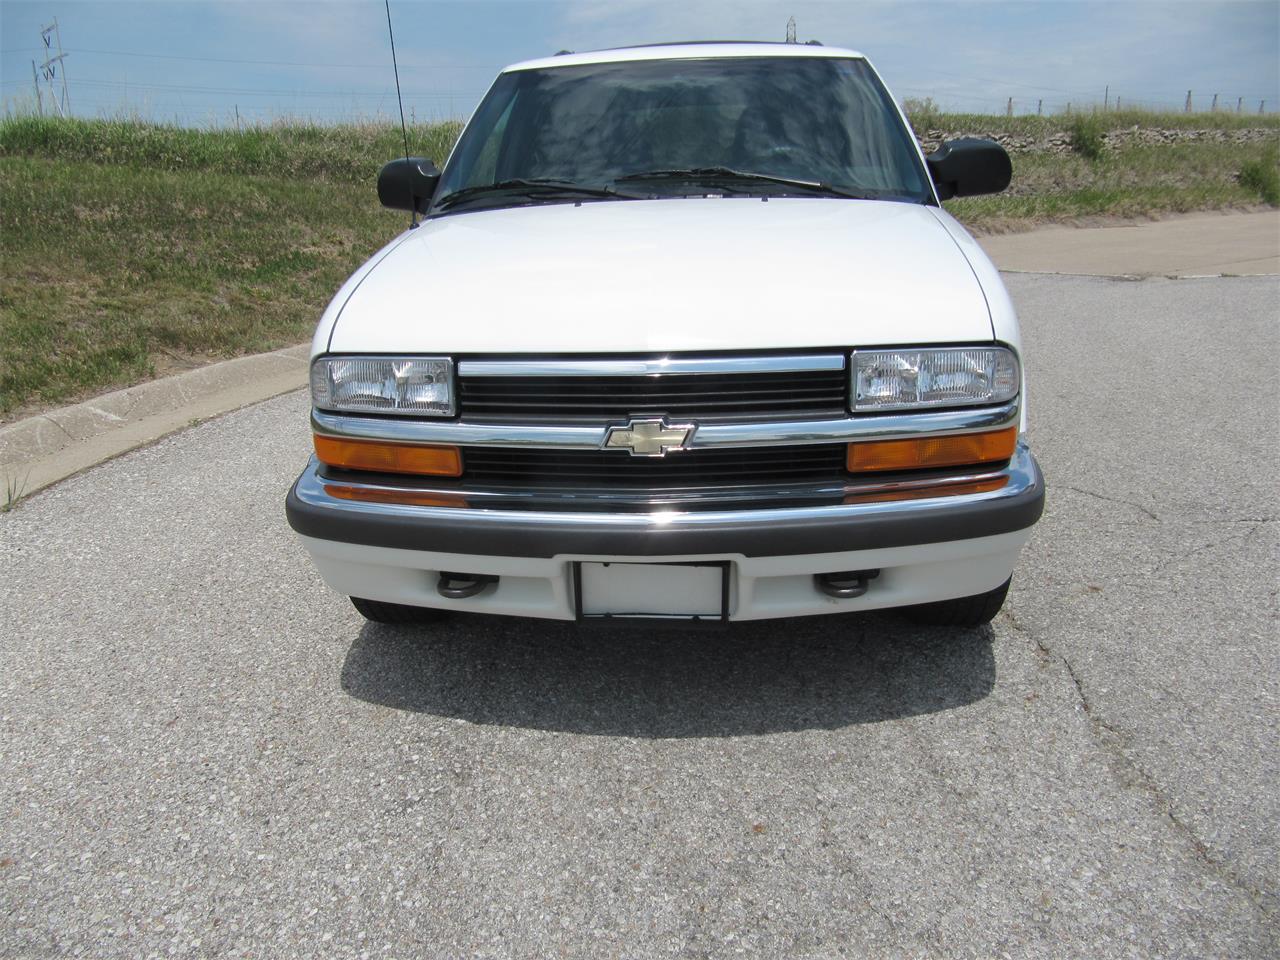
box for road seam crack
[1059,484,1162,522]
[1002,608,1274,918]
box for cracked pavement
[2,273,1277,957]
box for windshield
[433,55,931,212]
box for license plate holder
[573,561,730,626]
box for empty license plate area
[574,561,730,624]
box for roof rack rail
[548,40,828,57]
[594,40,798,52]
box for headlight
[852,346,1019,412]
[310,356,454,416]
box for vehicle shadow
[339,612,995,738]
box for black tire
[902,577,1011,628]
[350,596,449,625]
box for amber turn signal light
[324,485,467,508]
[843,476,1008,504]
[314,435,463,477]
[847,426,1017,473]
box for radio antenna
[384,0,417,229]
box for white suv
[286,42,1044,628]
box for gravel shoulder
[1,274,1276,957]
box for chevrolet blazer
[286,42,1044,627]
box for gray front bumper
[285,444,1044,559]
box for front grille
[463,444,847,488]
[458,369,848,421]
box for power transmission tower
[786,16,797,43]
[38,18,70,117]
[31,60,44,115]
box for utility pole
[38,17,70,117]
[1211,93,1218,112]
[1185,90,1192,112]
[1104,84,1109,110]
[1236,96,1243,114]
[1037,99,1043,115]
[1006,97,1013,117]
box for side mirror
[377,157,441,214]
[926,139,1012,201]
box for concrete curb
[1,344,310,502]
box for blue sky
[2,0,1277,124]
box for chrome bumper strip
[309,464,1012,511]
[312,400,1019,450]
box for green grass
[1067,113,1107,160]
[0,151,409,417]
[945,139,1280,230]
[0,115,462,183]
[2,470,29,512]
[1239,145,1280,204]
[2,112,1278,416]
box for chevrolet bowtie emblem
[603,417,696,457]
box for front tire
[350,596,449,625]
[902,577,1011,628]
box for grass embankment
[0,118,459,419]
[948,139,1280,231]
[1,112,1277,417]
[913,109,1280,231]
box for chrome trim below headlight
[311,399,1019,450]
[309,461,1015,511]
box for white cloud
[210,0,389,63]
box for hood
[326,197,993,354]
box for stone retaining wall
[914,126,1278,155]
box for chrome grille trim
[311,400,1019,449]
[457,354,846,377]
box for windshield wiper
[435,178,644,210]
[614,167,875,199]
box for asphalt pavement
[2,273,1277,958]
